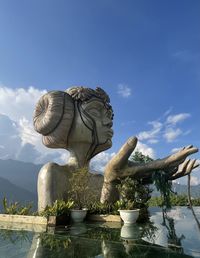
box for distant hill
[0,176,37,211]
[0,159,42,194]
[152,183,200,197]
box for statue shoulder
[39,162,58,173]
[38,162,70,176]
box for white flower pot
[119,209,140,224]
[70,209,88,223]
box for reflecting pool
[0,207,200,257]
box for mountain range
[0,159,41,211]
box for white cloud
[19,117,40,146]
[164,128,182,142]
[166,113,191,125]
[190,176,200,186]
[138,111,192,145]
[90,152,115,173]
[134,141,156,159]
[163,107,173,117]
[137,121,162,142]
[171,147,182,153]
[0,85,47,121]
[148,139,159,144]
[0,114,21,160]
[117,84,131,98]
[0,86,70,164]
[16,143,40,163]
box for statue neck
[67,143,91,168]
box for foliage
[68,167,91,209]
[117,177,152,210]
[139,221,158,241]
[152,171,173,209]
[2,197,32,215]
[130,151,153,164]
[87,201,114,215]
[137,207,150,223]
[0,229,31,244]
[40,200,74,218]
[131,151,173,209]
[84,227,121,242]
[117,177,138,210]
[87,200,127,215]
[39,233,71,251]
[148,194,200,207]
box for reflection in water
[1,209,200,257]
[69,222,87,236]
[0,229,31,244]
[187,174,200,231]
[162,209,185,253]
[120,224,141,240]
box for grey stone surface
[34,87,113,211]
[34,86,199,210]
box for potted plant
[116,177,140,224]
[68,167,90,222]
[40,199,74,226]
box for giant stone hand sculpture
[33,86,199,211]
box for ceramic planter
[70,209,88,223]
[119,209,140,224]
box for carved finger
[170,170,185,180]
[171,159,199,180]
[109,136,138,168]
[193,162,200,170]
[169,146,198,165]
[169,159,190,179]
[182,146,198,157]
[185,159,196,173]
[179,159,190,173]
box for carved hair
[33,86,112,149]
[33,91,74,148]
[66,86,112,112]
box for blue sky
[0,1,199,183]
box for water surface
[0,207,200,257]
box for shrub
[148,194,200,207]
[40,200,74,218]
[68,167,100,209]
[2,197,32,215]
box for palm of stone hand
[104,137,199,183]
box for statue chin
[107,139,112,148]
[103,138,113,150]
[92,139,112,157]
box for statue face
[67,96,114,163]
[81,98,113,148]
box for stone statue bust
[34,87,114,211]
[34,86,198,211]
